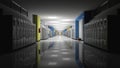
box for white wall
[70,29,73,38]
[79,20,83,40]
[72,24,75,39]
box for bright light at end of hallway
[47,36,73,42]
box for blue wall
[48,26,55,36]
[75,13,84,39]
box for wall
[79,19,83,40]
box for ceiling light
[61,52,69,54]
[61,49,69,51]
[60,19,74,21]
[51,55,58,57]
[47,16,58,19]
[62,58,71,61]
[53,48,59,49]
[48,62,57,65]
[52,50,59,52]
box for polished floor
[37,35,120,68]
[38,36,81,68]
[0,36,120,68]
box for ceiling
[14,0,106,31]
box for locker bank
[0,0,120,68]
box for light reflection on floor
[39,35,79,68]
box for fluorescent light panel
[51,54,58,57]
[61,49,69,51]
[62,58,71,61]
[60,19,74,21]
[47,16,58,19]
[52,50,59,52]
[61,52,70,54]
[48,62,57,65]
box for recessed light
[51,54,58,57]
[61,52,69,54]
[47,16,58,19]
[60,19,74,21]
[52,50,59,52]
[62,58,71,61]
[48,21,60,23]
[53,48,59,50]
[48,62,57,65]
[61,49,68,51]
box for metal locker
[96,20,99,47]
[103,18,108,49]
[91,22,93,45]
[99,19,103,48]
[98,19,101,48]
[94,21,97,46]
[93,21,96,45]
[91,22,94,45]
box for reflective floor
[0,36,120,68]
[37,35,120,68]
[38,36,81,68]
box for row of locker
[0,3,36,54]
[12,16,36,49]
[40,24,58,40]
[0,14,36,51]
[84,3,120,52]
[63,28,74,38]
[49,31,53,37]
[0,44,36,68]
[0,1,37,68]
[52,30,59,36]
[41,25,50,40]
[84,17,107,50]
[68,29,72,38]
